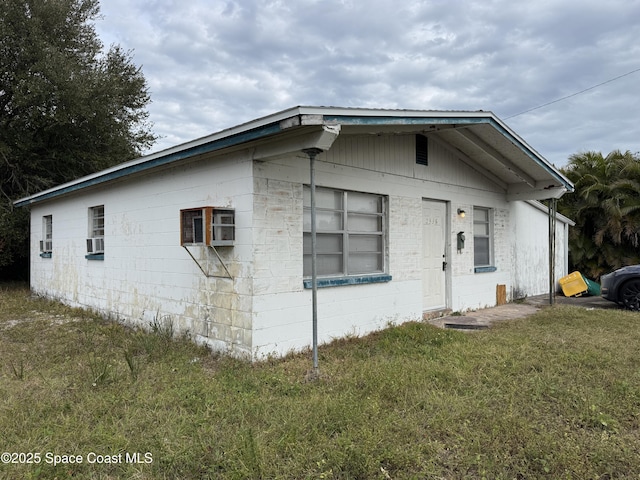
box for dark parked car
[601,265,640,310]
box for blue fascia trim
[14,109,572,208]
[85,254,104,261]
[39,252,52,258]
[303,274,392,289]
[474,266,497,273]
[14,122,284,207]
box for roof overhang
[285,107,573,201]
[14,106,573,207]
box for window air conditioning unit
[86,237,104,254]
[180,207,235,247]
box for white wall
[29,132,570,361]
[509,201,571,298]
[30,152,256,358]
[250,134,517,358]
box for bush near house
[2,283,640,479]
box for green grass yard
[2,283,640,479]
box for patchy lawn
[2,283,640,479]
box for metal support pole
[548,198,557,305]
[303,147,323,377]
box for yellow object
[559,271,588,297]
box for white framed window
[87,205,105,254]
[473,207,493,267]
[180,207,235,246]
[303,187,386,277]
[40,215,52,253]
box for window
[303,187,386,278]
[87,205,105,254]
[180,207,235,246]
[473,207,493,267]
[40,215,52,255]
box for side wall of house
[251,133,515,358]
[509,201,570,298]
[29,153,256,358]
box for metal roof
[14,106,573,207]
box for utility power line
[505,66,640,119]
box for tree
[559,150,640,279]
[0,0,157,275]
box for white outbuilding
[15,106,574,359]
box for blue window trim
[474,266,497,273]
[85,254,104,261]
[303,274,392,289]
[40,252,52,259]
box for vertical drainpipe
[548,198,557,305]
[303,147,323,377]
[301,124,340,378]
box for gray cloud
[95,0,640,165]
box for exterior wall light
[457,208,466,218]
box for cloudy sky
[94,0,640,167]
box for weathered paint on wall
[510,201,570,298]
[249,134,528,357]
[29,131,570,360]
[31,152,256,358]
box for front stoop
[422,309,452,321]
[426,303,540,330]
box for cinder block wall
[249,133,516,358]
[28,132,565,361]
[30,153,256,358]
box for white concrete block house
[15,106,574,360]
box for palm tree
[559,150,640,279]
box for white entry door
[422,199,448,311]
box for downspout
[304,148,322,376]
[548,198,557,305]
[302,124,340,378]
